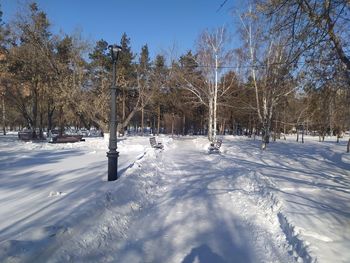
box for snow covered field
[0,134,349,262]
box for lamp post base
[107,151,119,181]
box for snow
[0,133,349,262]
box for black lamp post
[107,44,122,181]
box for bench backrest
[215,139,222,148]
[150,137,157,147]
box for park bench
[208,138,222,153]
[49,135,85,143]
[18,131,33,141]
[149,137,164,149]
[18,130,46,141]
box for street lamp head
[108,44,122,62]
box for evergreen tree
[139,44,150,76]
[116,33,136,126]
[151,54,169,135]
[138,44,151,135]
[117,33,135,88]
[89,39,111,71]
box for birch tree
[176,27,232,142]
[197,27,234,141]
[257,0,350,150]
[239,5,300,149]
[259,0,350,81]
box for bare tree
[259,0,350,81]
[176,27,233,142]
[239,5,300,149]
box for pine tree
[117,33,136,125]
[138,44,151,135]
[151,54,168,135]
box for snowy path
[114,139,294,263]
[1,135,348,262]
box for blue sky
[1,0,243,59]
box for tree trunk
[213,54,218,142]
[182,114,185,136]
[59,106,64,137]
[32,87,38,139]
[153,115,156,136]
[329,99,334,137]
[157,105,160,136]
[347,139,350,153]
[47,101,55,133]
[141,107,144,136]
[253,119,256,140]
[2,94,6,135]
[122,93,126,122]
[200,115,203,135]
[283,101,286,140]
[296,127,299,142]
[261,120,270,150]
[39,112,44,139]
[171,112,175,137]
[301,125,304,143]
[248,113,252,136]
[232,118,235,135]
[117,104,142,135]
[222,119,226,135]
[208,97,213,141]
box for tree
[6,2,53,138]
[4,3,91,138]
[0,4,10,135]
[259,0,350,79]
[115,37,157,135]
[150,53,168,135]
[174,27,233,142]
[196,26,233,142]
[138,44,151,135]
[87,39,112,131]
[88,35,145,135]
[239,5,299,149]
[117,33,136,127]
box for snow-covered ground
[0,133,349,262]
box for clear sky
[1,0,242,59]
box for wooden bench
[49,135,85,143]
[18,131,33,141]
[208,138,222,153]
[149,137,164,149]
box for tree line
[0,1,349,150]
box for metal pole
[107,58,119,181]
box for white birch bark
[208,96,213,141]
[213,54,218,142]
